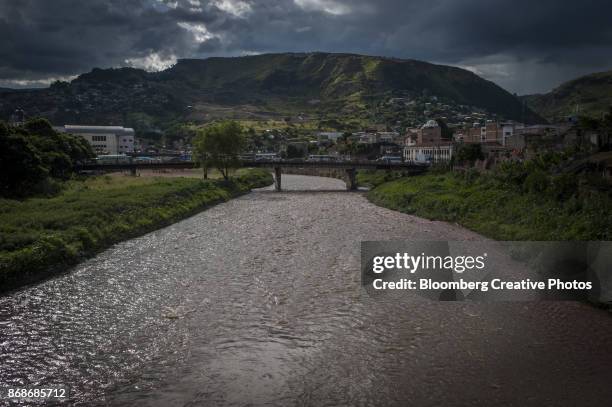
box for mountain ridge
[523,69,612,121]
[0,52,544,130]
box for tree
[286,144,304,159]
[193,121,246,180]
[0,122,48,196]
[455,143,484,165]
[23,118,94,179]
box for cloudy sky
[1,0,611,94]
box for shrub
[524,169,549,194]
[455,143,484,165]
[0,122,48,196]
[549,173,578,201]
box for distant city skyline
[1,0,612,94]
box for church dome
[421,120,439,129]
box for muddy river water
[1,175,611,406]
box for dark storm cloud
[1,0,612,93]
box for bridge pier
[345,168,357,191]
[274,166,282,191]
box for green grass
[356,170,406,188]
[367,172,612,241]
[0,168,272,292]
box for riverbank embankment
[0,168,272,293]
[361,170,611,241]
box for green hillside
[0,52,543,130]
[523,70,612,122]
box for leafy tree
[193,121,246,180]
[0,122,48,196]
[163,122,197,146]
[524,169,549,193]
[286,144,304,158]
[23,118,94,179]
[577,115,600,131]
[0,119,94,197]
[455,143,484,165]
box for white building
[317,132,344,142]
[500,122,525,146]
[404,143,454,163]
[357,132,379,144]
[55,125,135,155]
[378,132,399,143]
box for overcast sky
[1,0,611,94]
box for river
[1,175,611,406]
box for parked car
[255,153,280,161]
[377,156,403,164]
[307,155,335,162]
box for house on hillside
[358,132,379,144]
[317,132,344,142]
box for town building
[357,132,379,144]
[9,108,26,125]
[418,120,443,144]
[377,132,399,143]
[403,120,453,163]
[454,121,527,146]
[316,132,344,142]
[55,125,135,155]
[404,132,418,146]
[504,124,572,150]
[404,143,454,163]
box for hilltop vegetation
[523,70,612,122]
[0,52,543,135]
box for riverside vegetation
[0,169,272,292]
[0,118,271,292]
[0,119,95,197]
[360,154,612,241]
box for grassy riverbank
[0,168,272,292]
[363,171,611,241]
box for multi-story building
[418,120,443,144]
[55,125,135,155]
[455,121,527,146]
[404,120,453,163]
